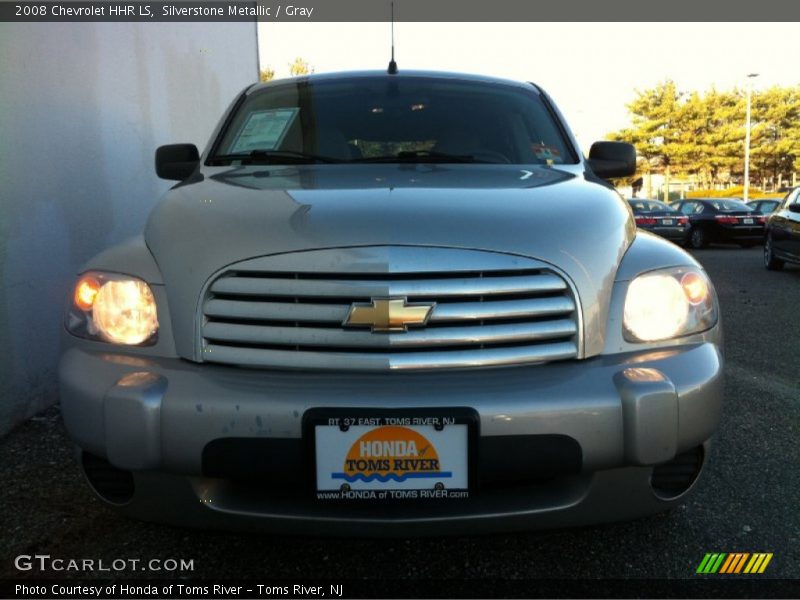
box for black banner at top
[2,0,800,22]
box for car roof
[687,198,741,202]
[249,70,538,94]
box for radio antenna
[388,2,398,74]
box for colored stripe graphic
[719,554,736,574]
[711,553,726,573]
[697,553,727,574]
[720,553,749,573]
[698,552,773,575]
[733,553,750,574]
[744,553,773,574]
[696,553,713,573]
[697,554,711,573]
[758,554,774,573]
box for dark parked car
[764,187,800,270]
[747,199,781,215]
[672,198,765,249]
[627,198,689,244]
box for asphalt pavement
[1,247,798,586]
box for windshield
[708,200,753,212]
[210,76,577,165]
[759,200,780,212]
[629,200,674,213]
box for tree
[608,82,800,193]
[259,67,275,83]
[288,57,314,76]
[607,80,686,199]
[696,88,744,186]
[749,86,800,188]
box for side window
[782,189,799,209]
[694,203,706,214]
[679,202,694,215]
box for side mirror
[587,141,636,179]
[155,144,200,180]
[788,203,800,214]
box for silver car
[59,71,723,535]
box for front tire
[764,234,784,271]
[689,227,708,249]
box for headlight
[66,272,158,345]
[623,267,717,342]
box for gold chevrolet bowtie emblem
[343,297,435,333]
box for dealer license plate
[743,218,754,224]
[307,410,474,501]
[662,218,674,225]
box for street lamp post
[743,73,759,202]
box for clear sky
[257,22,798,152]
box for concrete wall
[0,23,259,435]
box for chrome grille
[200,268,580,371]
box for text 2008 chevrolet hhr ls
[59,71,723,535]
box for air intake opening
[650,445,705,500]
[81,452,135,505]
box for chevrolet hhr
[59,71,723,535]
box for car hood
[145,164,635,359]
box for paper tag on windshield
[229,108,299,153]
[531,144,562,162]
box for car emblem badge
[343,297,435,333]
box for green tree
[259,67,275,83]
[750,86,800,188]
[697,88,744,186]
[607,80,686,199]
[608,82,800,193]
[288,57,314,76]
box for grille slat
[205,299,348,323]
[204,296,576,325]
[201,341,579,371]
[209,273,567,299]
[204,319,577,349]
[201,265,580,370]
[431,296,575,322]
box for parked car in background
[627,198,689,244]
[672,198,765,249]
[747,198,781,215]
[764,187,800,270]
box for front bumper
[59,342,723,534]
[718,226,765,242]
[645,225,689,243]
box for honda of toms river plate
[59,70,723,535]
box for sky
[257,22,798,152]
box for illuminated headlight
[623,267,717,342]
[66,272,158,345]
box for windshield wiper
[350,150,486,164]
[208,149,343,165]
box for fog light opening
[80,451,135,505]
[650,445,705,500]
